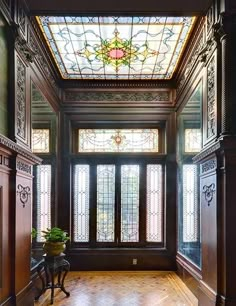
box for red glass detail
[115,136,122,144]
[108,48,125,59]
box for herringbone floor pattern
[34,271,198,306]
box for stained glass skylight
[36,16,195,80]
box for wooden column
[196,0,236,305]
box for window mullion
[115,164,121,245]
[90,164,97,246]
[139,163,147,245]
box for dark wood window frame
[71,123,167,249]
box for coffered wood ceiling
[26,0,212,15]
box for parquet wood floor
[34,271,198,306]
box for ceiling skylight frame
[36,16,196,80]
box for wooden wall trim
[199,280,218,304]
[176,253,202,280]
[0,134,41,164]
[0,296,15,306]
[60,79,175,89]
[15,281,34,306]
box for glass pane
[183,165,198,242]
[32,129,50,153]
[121,165,139,242]
[73,165,90,242]
[36,165,51,242]
[97,165,115,242]
[78,129,158,152]
[37,16,195,80]
[146,165,163,242]
[185,129,201,152]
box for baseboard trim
[198,280,217,306]
[0,296,15,306]
[15,281,34,306]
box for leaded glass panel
[183,165,198,242]
[121,165,139,242]
[185,129,201,153]
[146,165,163,242]
[36,165,51,242]
[36,16,195,80]
[97,165,115,242]
[78,129,158,152]
[73,165,90,242]
[32,129,50,153]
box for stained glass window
[36,16,195,80]
[78,129,158,152]
[185,129,201,153]
[32,129,50,153]
[36,165,51,242]
[97,165,115,242]
[183,165,198,242]
[121,165,139,242]
[146,165,163,242]
[74,165,90,242]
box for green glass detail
[36,16,195,80]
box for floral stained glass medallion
[36,16,195,80]
[78,129,158,152]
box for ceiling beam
[25,0,212,16]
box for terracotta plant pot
[43,241,66,256]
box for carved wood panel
[0,148,12,304]
[206,56,217,140]
[16,55,26,141]
[200,162,217,292]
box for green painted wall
[0,13,8,136]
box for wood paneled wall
[1,0,236,305]
[176,1,236,305]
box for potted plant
[42,227,70,256]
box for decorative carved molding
[213,12,236,41]
[18,6,26,35]
[15,36,36,63]
[207,57,216,138]
[64,91,171,103]
[4,157,9,167]
[176,27,205,95]
[11,23,36,63]
[1,0,11,16]
[0,134,41,164]
[28,28,59,95]
[207,6,214,34]
[193,141,221,163]
[202,183,216,206]
[16,57,26,140]
[201,158,217,174]
[198,33,217,64]
[17,184,30,208]
[16,161,32,174]
[62,80,172,89]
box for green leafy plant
[31,227,37,239]
[42,227,70,243]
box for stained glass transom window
[146,165,163,242]
[32,129,50,153]
[36,165,51,242]
[183,164,198,243]
[36,16,195,80]
[78,129,158,152]
[185,129,201,153]
[97,165,115,242]
[121,165,139,242]
[74,165,90,242]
